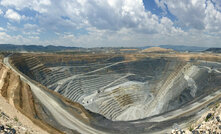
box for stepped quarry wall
[3,52,221,133]
[10,53,221,121]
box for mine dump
[2,51,220,133]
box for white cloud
[1,0,180,34]
[44,27,221,48]
[0,27,220,48]
[5,22,41,36]
[4,9,21,22]
[212,0,221,10]
[22,23,42,35]
[0,32,42,45]
[205,1,221,33]
[0,9,3,15]
[62,0,182,35]
[155,0,206,30]
[0,0,221,47]
[0,0,51,13]
[7,23,18,31]
[1,0,29,10]
[155,0,221,33]
[24,23,39,30]
[0,27,5,31]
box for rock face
[10,53,221,122]
[0,63,34,116]
[0,103,41,134]
[3,52,221,134]
[172,103,221,134]
[0,63,61,133]
[0,62,86,134]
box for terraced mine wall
[0,60,114,134]
[8,53,221,133]
[10,53,221,120]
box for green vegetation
[6,124,12,128]
[215,102,220,109]
[25,131,31,134]
[189,126,193,131]
[14,116,18,122]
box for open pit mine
[1,51,221,134]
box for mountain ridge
[205,48,221,53]
[140,45,209,52]
[0,44,80,52]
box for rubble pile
[172,103,221,134]
[0,109,36,134]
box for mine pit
[10,53,221,123]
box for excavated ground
[6,52,221,133]
[0,62,63,134]
[0,56,101,134]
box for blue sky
[0,0,221,47]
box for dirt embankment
[132,52,221,62]
[0,55,3,62]
[0,63,62,134]
[141,47,174,53]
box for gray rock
[0,125,4,130]
[192,130,200,134]
[206,113,212,120]
[216,116,221,122]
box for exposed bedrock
[4,52,221,133]
[0,63,64,134]
[1,60,107,134]
[10,53,221,123]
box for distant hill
[159,45,208,52]
[140,45,208,52]
[205,48,221,53]
[0,44,80,52]
[141,47,174,53]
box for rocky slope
[2,52,221,134]
[172,102,221,134]
[10,53,221,122]
[0,62,62,134]
[0,58,114,134]
[190,103,221,133]
[0,95,47,134]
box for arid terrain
[1,0,221,132]
[0,50,221,133]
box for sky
[0,0,221,48]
